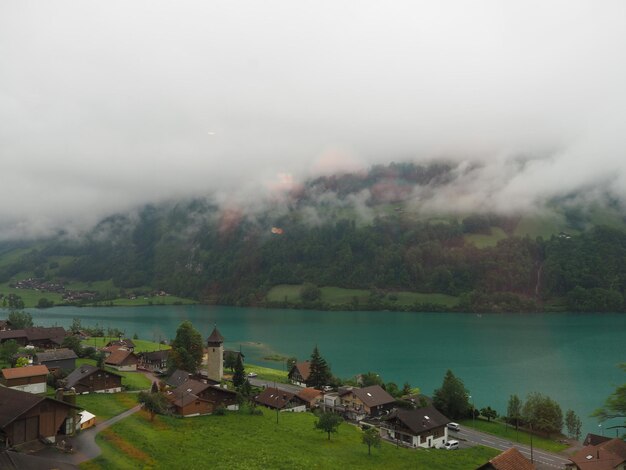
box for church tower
[206,325,224,382]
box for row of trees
[432,369,585,439]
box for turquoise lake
[25,305,626,437]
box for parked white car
[444,440,459,450]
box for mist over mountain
[1,162,625,314]
[2,1,626,240]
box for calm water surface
[26,305,626,436]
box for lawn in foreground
[82,409,498,470]
[75,392,138,423]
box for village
[0,316,622,470]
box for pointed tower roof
[207,325,224,346]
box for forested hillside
[1,163,625,313]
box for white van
[447,422,460,432]
[444,440,459,450]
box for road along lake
[26,305,626,436]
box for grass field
[80,337,171,353]
[244,364,289,384]
[464,227,508,248]
[459,418,568,453]
[76,358,152,391]
[82,408,498,470]
[266,285,460,308]
[76,392,138,423]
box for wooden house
[105,339,135,352]
[478,447,536,470]
[254,387,308,412]
[0,327,66,348]
[139,349,170,371]
[34,348,78,373]
[165,379,238,417]
[380,406,449,449]
[1,365,49,394]
[104,349,139,371]
[64,364,123,394]
[297,387,323,409]
[566,438,626,470]
[0,386,81,446]
[340,385,395,420]
[287,361,310,387]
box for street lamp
[599,424,603,436]
[469,395,475,427]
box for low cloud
[1,1,625,239]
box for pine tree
[308,345,331,389]
[233,354,246,389]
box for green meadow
[82,408,498,470]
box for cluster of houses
[8,278,98,302]
[0,321,623,470]
[279,360,454,450]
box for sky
[1,1,626,239]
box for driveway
[35,404,142,465]
[248,377,303,393]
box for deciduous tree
[8,310,32,329]
[314,412,342,440]
[592,363,625,433]
[170,320,203,373]
[362,427,381,455]
[522,392,563,437]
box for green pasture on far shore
[266,284,459,308]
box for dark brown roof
[351,385,395,408]
[0,386,80,428]
[166,379,236,407]
[106,339,135,348]
[2,365,49,380]
[141,350,170,361]
[569,438,626,470]
[477,447,536,470]
[289,361,310,381]
[583,433,612,446]
[105,349,137,366]
[0,330,27,341]
[255,387,305,410]
[35,348,78,363]
[207,326,224,344]
[297,387,322,403]
[166,369,191,387]
[386,405,449,434]
[64,364,123,389]
[24,326,66,341]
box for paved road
[36,404,142,465]
[248,377,303,393]
[451,427,571,470]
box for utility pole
[530,422,534,464]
